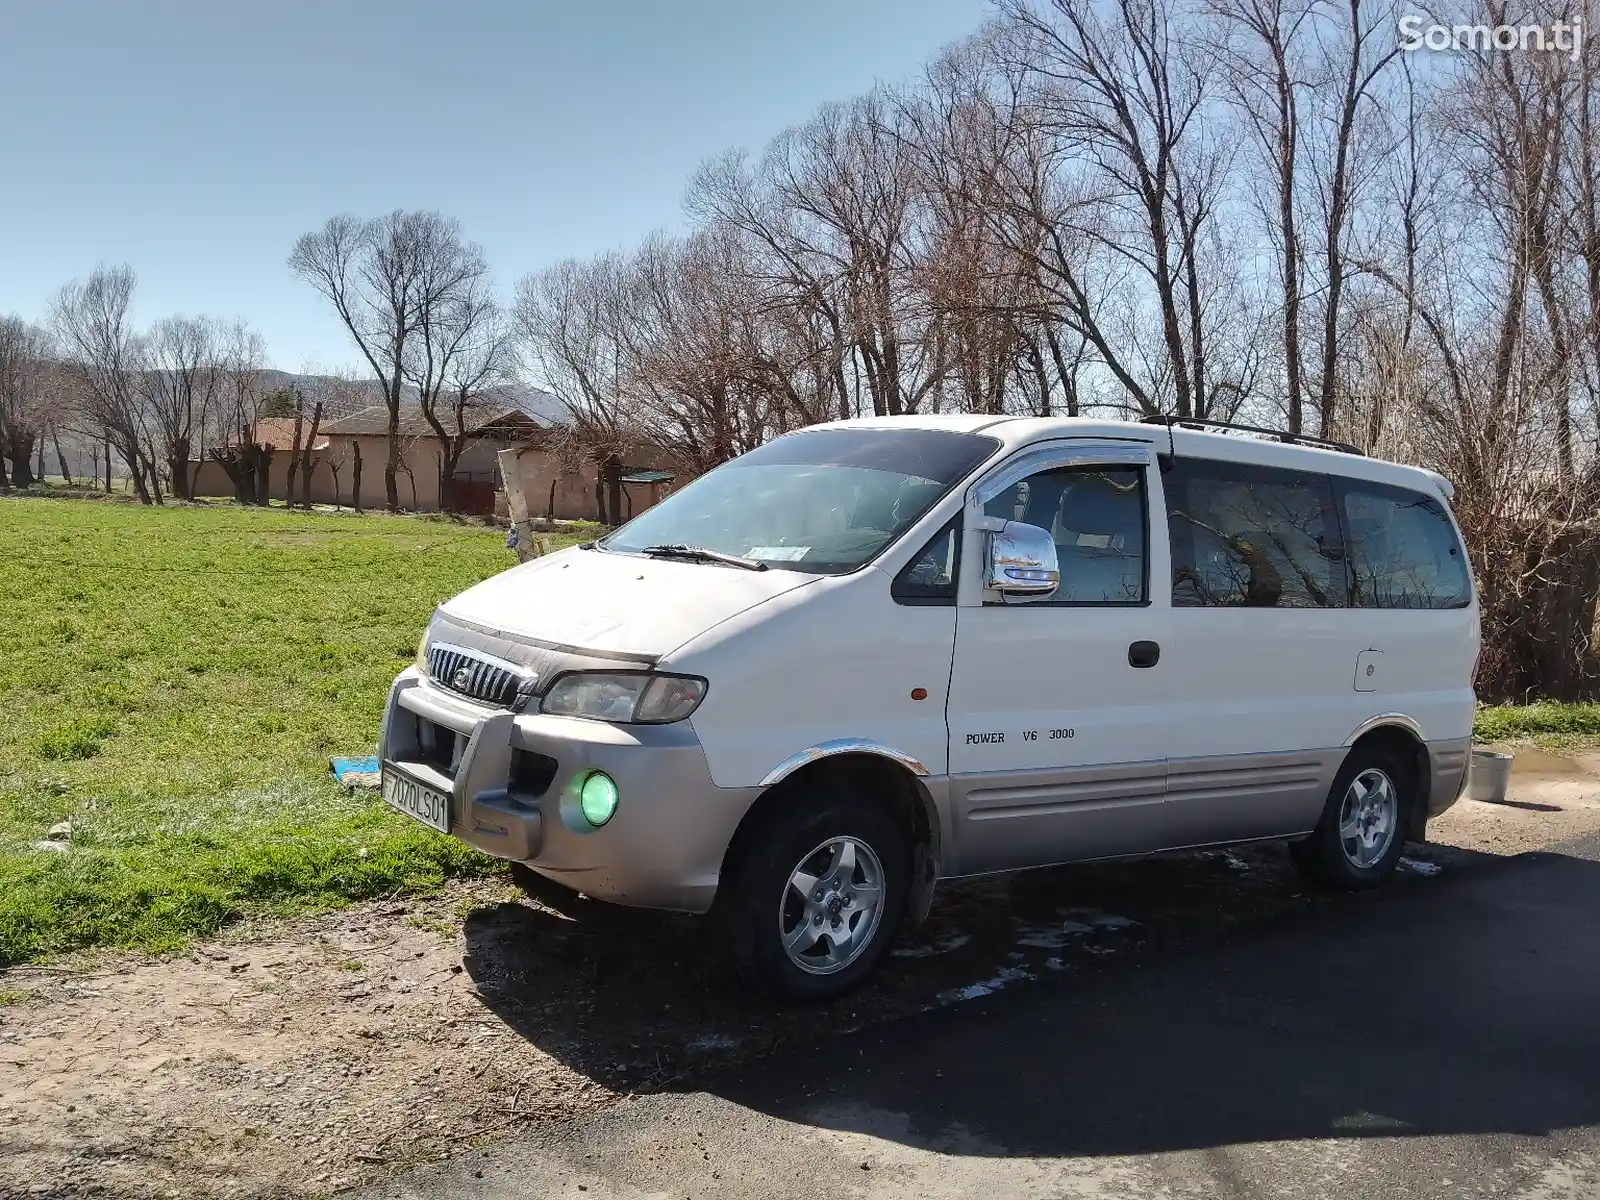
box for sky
[0,0,989,373]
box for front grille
[414,716,458,774]
[426,643,527,708]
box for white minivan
[379,415,1478,999]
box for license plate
[381,766,452,833]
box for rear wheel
[1291,744,1414,888]
[717,783,908,1001]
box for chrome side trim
[1343,713,1426,745]
[759,739,931,788]
[960,765,1167,816]
[971,442,1152,506]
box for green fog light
[579,771,619,827]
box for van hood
[437,545,817,661]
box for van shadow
[454,837,1600,1167]
[462,845,1334,1087]
[718,847,1600,1160]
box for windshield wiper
[637,543,768,571]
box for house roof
[318,405,543,440]
[252,417,330,452]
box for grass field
[0,496,587,964]
[1473,702,1600,748]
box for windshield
[602,427,1000,574]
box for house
[312,404,546,513]
[189,396,685,520]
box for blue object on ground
[330,755,382,789]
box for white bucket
[1467,749,1514,804]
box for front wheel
[717,786,908,1001]
[1291,745,1414,888]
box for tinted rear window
[1165,458,1344,608]
[1337,480,1471,609]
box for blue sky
[1,0,988,372]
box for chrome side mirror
[985,521,1060,600]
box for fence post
[497,449,549,562]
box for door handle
[1128,640,1160,669]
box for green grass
[0,496,585,964]
[1474,702,1600,748]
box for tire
[716,782,909,1002]
[1291,743,1415,888]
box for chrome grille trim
[423,609,652,695]
[425,642,534,709]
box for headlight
[540,671,707,724]
[415,627,431,675]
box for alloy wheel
[777,836,886,975]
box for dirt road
[3,747,1598,1199]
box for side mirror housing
[984,521,1060,600]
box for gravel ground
[3,746,1597,1200]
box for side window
[982,466,1147,604]
[1166,459,1344,608]
[892,517,961,605]
[1338,481,1470,609]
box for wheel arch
[724,749,942,925]
[1342,718,1433,842]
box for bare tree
[1306,0,1403,435]
[987,0,1239,417]
[904,41,1093,417]
[691,93,950,421]
[203,323,272,504]
[0,316,54,488]
[52,265,162,503]
[1212,0,1314,430]
[405,266,514,511]
[299,370,370,509]
[142,315,225,500]
[274,386,326,509]
[515,256,634,523]
[289,210,485,511]
[622,228,786,471]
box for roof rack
[1139,415,1363,456]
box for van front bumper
[378,667,760,913]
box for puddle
[891,934,972,959]
[935,966,1034,1005]
[1397,857,1443,877]
[1060,909,1141,931]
